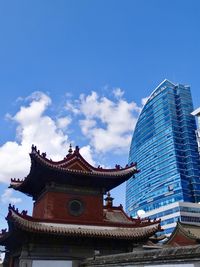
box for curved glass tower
[126,80,200,234]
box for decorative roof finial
[104,191,114,208]
[68,144,73,154]
[31,144,37,153]
[74,145,80,154]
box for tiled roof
[104,208,133,224]
[9,145,139,196]
[1,209,161,241]
[179,223,200,239]
[26,145,138,177]
[166,221,200,245]
[175,222,200,240]
[103,205,162,227]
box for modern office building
[191,107,200,154]
[126,79,200,235]
[137,202,200,235]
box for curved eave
[0,232,10,244]
[6,210,160,241]
[165,222,200,245]
[180,223,200,240]
[10,171,136,198]
[30,151,138,176]
[10,153,138,197]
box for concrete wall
[81,245,200,267]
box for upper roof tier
[9,145,139,198]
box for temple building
[0,145,161,267]
[166,221,200,246]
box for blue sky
[0,0,200,230]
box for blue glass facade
[126,80,200,218]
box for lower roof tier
[0,207,161,245]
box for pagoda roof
[9,145,138,198]
[166,221,200,245]
[0,206,161,244]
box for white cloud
[80,119,96,135]
[66,91,141,153]
[80,145,95,166]
[14,92,51,125]
[0,92,72,184]
[65,101,80,115]
[113,88,124,99]
[0,142,30,182]
[1,189,22,204]
[56,116,72,129]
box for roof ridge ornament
[0,228,7,235]
[7,204,28,218]
[68,144,73,154]
[11,178,24,183]
[74,145,80,155]
[104,191,114,208]
[31,144,41,155]
[31,144,37,153]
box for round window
[68,199,84,216]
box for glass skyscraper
[126,80,200,235]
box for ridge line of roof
[30,151,138,176]
[178,222,200,239]
[6,207,161,228]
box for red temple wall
[33,191,103,223]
